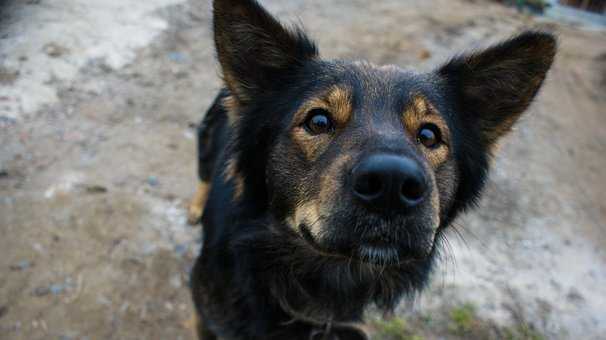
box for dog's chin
[298,222,433,267]
[356,243,402,266]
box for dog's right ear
[213,0,318,104]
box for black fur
[190,1,556,339]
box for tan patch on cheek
[435,160,458,220]
[291,201,322,237]
[224,157,244,201]
[319,154,352,204]
[289,154,352,239]
[419,164,442,237]
[291,128,331,161]
[429,179,441,232]
[403,95,451,168]
[424,142,449,168]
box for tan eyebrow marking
[324,86,352,125]
[402,94,451,168]
[290,86,353,161]
[403,95,432,129]
[292,85,353,127]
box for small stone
[85,185,108,194]
[33,286,50,297]
[9,260,32,271]
[49,283,65,295]
[567,287,585,303]
[147,176,159,187]
[167,51,187,63]
[418,49,432,60]
[170,274,182,289]
[174,244,188,257]
[43,42,69,58]
[97,295,111,306]
[32,243,44,253]
[0,305,7,318]
[0,67,19,85]
[174,70,188,79]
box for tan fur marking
[319,154,352,204]
[325,86,353,125]
[291,86,353,161]
[429,175,441,230]
[435,159,458,219]
[291,128,331,161]
[292,202,322,237]
[403,95,451,168]
[221,95,240,126]
[187,181,210,225]
[413,95,427,114]
[402,95,429,130]
[290,154,353,239]
[224,157,245,201]
[292,85,353,127]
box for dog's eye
[417,124,441,148]
[304,109,334,135]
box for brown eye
[304,109,334,135]
[417,124,441,148]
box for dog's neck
[230,219,425,325]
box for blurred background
[0,0,605,339]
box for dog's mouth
[298,220,433,267]
[356,242,401,265]
[355,238,432,266]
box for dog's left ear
[213,0,318,104]
[437,31,556,146]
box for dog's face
[267,65,455,266]
[214,0,555,269]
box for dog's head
[214,0,555,274]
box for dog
[187,0,556,338]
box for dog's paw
[187,204,203,226]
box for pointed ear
[213,0,318,103]
[437,31,556,145]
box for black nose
[351,154,427,210]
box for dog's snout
[351,154,427,210]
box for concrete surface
[1,0,605,339]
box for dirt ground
[1,0,605,339]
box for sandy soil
[1,0,605,339]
